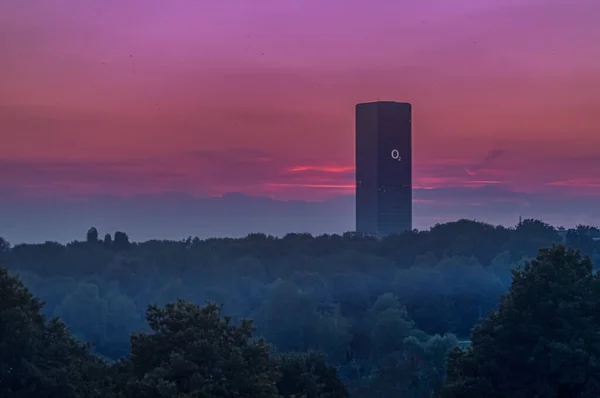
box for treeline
[0,266,348,397]
[1,219,600,397]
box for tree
[0,267,115,397]
[124,300,348,398]
[113,232,130,251]
[54,282,109,347]
[0,237,8,264]
[125,300,280,398]
[439,245,600,398]
[104,233,112,246]
[277,351,349,398]
[0,237,9,254]
[256,279,350,361]
[86,227,99,243]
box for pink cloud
[548,179,600,188]
[287,166,354,173]
[3,149,600,202]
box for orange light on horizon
[287,166,354,173]
[265,182,355,189]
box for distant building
[355,101,412,236]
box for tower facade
[355,101,412,236]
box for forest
[2,218,600,397]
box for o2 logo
[391,149,402,161]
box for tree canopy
[0,267,348,398]
[0,267,115,398]
[440,245,600,398]
[2,219,600,397]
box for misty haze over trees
[4,189,600,244]
[2,219,600,397]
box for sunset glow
[1,0,600,204]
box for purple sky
[1,0,600,242]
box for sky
[1,0,600,242]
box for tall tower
[355,101,412,236]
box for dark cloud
[464,148,506,176]
[483,149,505,163]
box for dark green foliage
[0,237,9,263]
[440,245,600,398]
[0,267,116,398]
[277,352,349,398]
[2,219,600,397]
[0,268,347,398]
[125,301,280,397]
[87,227,99,243]
[113,232,130,251]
